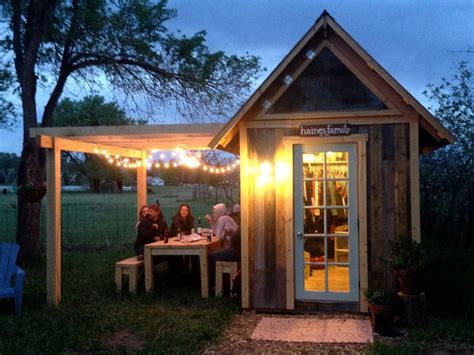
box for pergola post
[46,137,62,306]
[137,150,147,215]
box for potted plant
[390,235,426,295]
[17,181,47,202]
[365,289,398,334]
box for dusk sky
[0,0,472,154]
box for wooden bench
[215,261,239,297]
[115,256,144,293]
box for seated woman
[205,203,238,241]
[169,203,195,237]
[136,205,149,229]
[134,204,168,259]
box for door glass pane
[325,151,348,178]
[328,265,350,292]
[304,237,325,291]
[333,236,349,263]
[303,152,324,178]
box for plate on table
[185,234,202,242]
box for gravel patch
[204,311,371,354]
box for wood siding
[243,123,411,309]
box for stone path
[251,317,373,343]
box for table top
[145,235,221,249]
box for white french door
[294,143,359,301]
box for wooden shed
[210,11,454,312]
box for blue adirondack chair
[0,243,25,315]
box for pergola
[30,123,224,305]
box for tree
[0,0,261,262]
[420,62,473,317]
[420,62,473,243]
[53,95,141,191]
[0,152,20,184]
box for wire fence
[0,186,240,250]
[0,203,138,249]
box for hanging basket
[17,184,47,203]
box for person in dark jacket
[134,204,168,259]
[169,203,195,237]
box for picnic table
[144,235,221,297]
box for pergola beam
[38,135,144,158]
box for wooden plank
[38,135,143,158]
[382,158,396,290]
[274,129,289,308]
[46,138,61,306]
[394,124,409,237]
[358,140,369,312]
[283,140,295,310]
[136,150,147,216]
[410,120,421,242]
[239,126,250,308]
[283,134,368,146]
[30,123,224,138]
[368,125,384,289]
[257,110,404,121]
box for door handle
[296,232,303,239]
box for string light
[93,146,240,173]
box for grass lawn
[0,245,239,353]
[0,187,239,352]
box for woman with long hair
[134,204,168,259]
[169,203,195,237]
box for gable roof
[209,10,455,152]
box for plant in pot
[17,181,47,203]
[390,235,426,296]
[365,289,398,335]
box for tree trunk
[16,140,45,263]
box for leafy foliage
[0,0,262,124]
[0,153,20,184]
[420,62,474,319]
[53,95,139,191]
[420,62,473,242]
[390,235,426,270]
[52,95,145,127]
[364,289,397,306]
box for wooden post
[239,126,250,308]
[137,150,147,215]
[410,120,421,242]
[46,137,61,306]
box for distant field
[0,186,237,247]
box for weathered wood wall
[243,123,411,309]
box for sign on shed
[300,124,351,137]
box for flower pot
[368,304,395,334]
[394,267,422,295]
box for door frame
[282,134,368,311]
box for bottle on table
[177,228,181,241]
[197,216,202,236]
[163,231,168,244]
